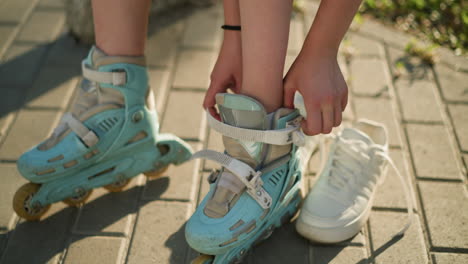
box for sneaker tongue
[340,127,373,145]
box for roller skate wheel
[191,254,214,264]
[104,179,131,192]
[13,183,50,221]
[143,166,169,179]
[63,189,93,207]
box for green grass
[359,0,467,55]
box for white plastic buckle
[82,131,99,147]
[242,171,272,209]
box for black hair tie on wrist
[221,25,241,31]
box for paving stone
[146,18,184,68]
[148,68,171,114]
[387,46,432,80]
[448,104,468,152]
[419,181,468,249]
[182,8,221,49]
[435,64,468,103]
[160,90,206,140]
[143,143,201,201]
[17,10,64,43]
[395,78,444,122]
[288,16,304,54]
[284,53,297,76]
[64,236,125,264]
[0,110,60,160]
[0,113,14,140]
[0,43,47,89]
[348,33,382,57]
[350,58,389,96]
[353,97,402,147]
[44,34,89,67]
[406,124,461,180]
[0,202,76,264]
[0,0,36,23]
[25,66,80,109]
[172,49,215,89]
[357,18,412,50]
[72,179,141,235]
[0,231,6,259]
[432,253,468,264]
[463,154,468,174]
[369,212,427,264]
[302,0,319,30]
[127,201,189,264]
[0,164,26,229]
[311,246,367,264]
[0,25,16,57]
[38,0,65,8]
[373,149,416,209]
[252,221,309,264]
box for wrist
[301,34,339,61]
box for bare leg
[239,0,292,112]
[92,0,151,56]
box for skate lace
[325,134,414,238]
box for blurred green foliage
[359,0,467,54]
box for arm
[284,0,362,135]
[203,0,242,119]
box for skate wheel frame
[143,166,168,179]
[13,183,51,221]
[191,254,214,264]
[104,179,131,192]
[63,189,93,207]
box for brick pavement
[0,0,467,263]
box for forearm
[223,0,241,25]
[302,0,362,59]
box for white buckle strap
[206,111,305,147]
[191,150,272,209]
[62,113,99,147]
[82,62,127,86]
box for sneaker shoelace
[321,134,414,238]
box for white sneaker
[296,119,413,244]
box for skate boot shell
[13,47,193,221]
[186,94,316,264]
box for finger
[208,106,221,121]
[203,80,227,110]
[321,104,334,134]
[302,108,322,136]
[283,80,297,109]
[334,103,342,127]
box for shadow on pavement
[0,176,170,264]
[0,4,198,121]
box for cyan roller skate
[186,93,317,264]
[13,47,193,221]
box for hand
[283,52,348,135]
[203,31,242,120]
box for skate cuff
[82,62,127,86]
[62,113,99,147]
[206,111,306,147]
[191,150,272,209]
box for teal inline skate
[13,47,193,221]
[186,93,316,264]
